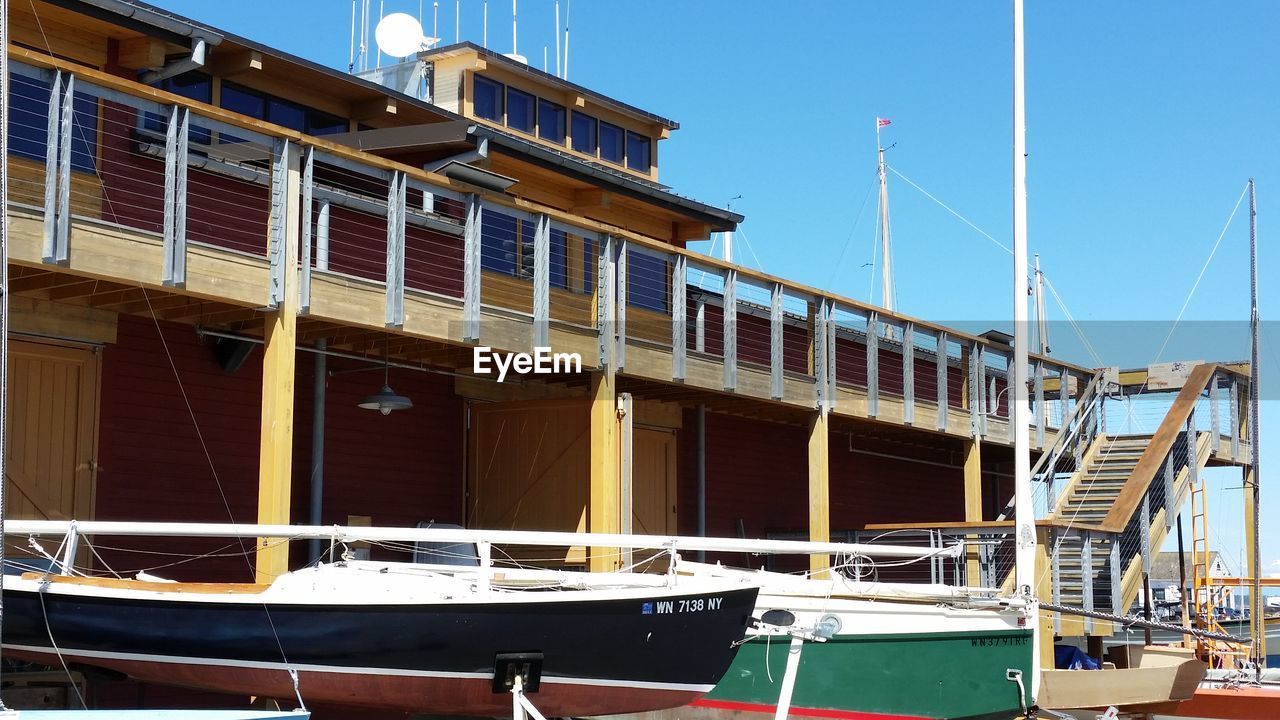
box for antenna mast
[1011,0,1039,703]
[483,0,488,48]
[555,0,561,77]
[511,0,517,56]
[349,0,356,72]
[562,0,570,79]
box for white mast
[1034,254,1049,354]
[0,0,12,695]
[1011,0,1040,702]
[876,118,894,313]
[555,0,561,77]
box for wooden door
[6,339,99,522]
[632,427,677,535]
[467,398,591,564]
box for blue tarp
[1054,644,1101,670]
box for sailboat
[1,560,758,717]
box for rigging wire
[1151,181,1250,364]
[826,177,878,287]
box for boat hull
[691,627,1034,720]
[2,576,757,716]
[611,567,1035,720]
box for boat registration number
[643,597,724,614]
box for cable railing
[10,45,1095,437]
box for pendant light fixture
[358,338,413,415]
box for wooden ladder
[1189,477,1239,667]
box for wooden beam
[674,222,711,243]
[808,409,830,576]
[572,188,611,211]
[208,49,263,78]
[588,370,621,572]
[1244,466,1265,660]
[255,145,301,582]
[115,36,166,70]
[963,439,983,585]
[351,96,398,120]
[9,295,117,344]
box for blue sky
[164,1,1278,576]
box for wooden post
[255,142,301,582]
[588,370,621,572]
[808,409,830,576]
[1244,466,1266,660]
[1035,528,1056,671]
[963,439,983,584]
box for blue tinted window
[519,219,536,277]
[507,87,535,133]
[626,132,651,172]
[474,75,503,121]
[308,111,348,136]
[599,122,624,164]
[571,112,597,154]
[220,82,265,119]
[267,98,306,132]
[481,210,517,275]
[627,251,668,313]
[9,73,98,173]
[538,99,566,144]
[550,229,567,289]
[146,71,212,144]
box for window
[308,111,348,136]
[627,250,669,313]
[506,87,535,133]
[267,98,307,132]
[220,82,265,119]
[571,112,597,154]
[481,210,517,275]
[599,121,624,164]
[626,132,651,172]
[9,72,98,173]
[473,75,503,121]
[538,99,566,144]
[146,71,212,144]
[550,228,568,289]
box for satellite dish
[375,12,427,58]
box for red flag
[877,117,892,128]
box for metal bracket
[463,194,482,342]
[722,269,737,391]
[384,171,407,328]
[266,138,292,310]
[299,146,315,314]
[161,105,190,287]
[672,256,687,381]
[770,283,784,399]
[532,214,550,348]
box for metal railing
[7,46,1096,439]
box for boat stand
[510,676,548,720]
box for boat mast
[0,0,11,703]
[1247,177,1262,669]
[1034,254,1049,354]
[876,118,893,312]
[1011,0,1039,701]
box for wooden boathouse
[0,0,1262,713]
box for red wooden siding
[94,315,463,581]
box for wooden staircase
[1053,435,1152,526]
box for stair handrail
[995,369,1105,521]
[1097,363,1222,532]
